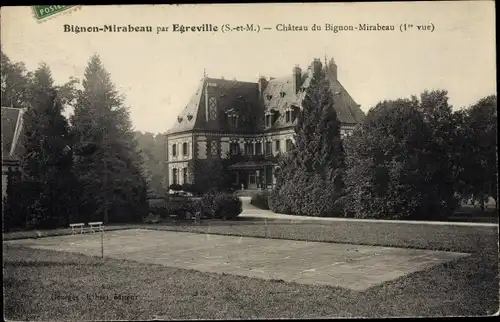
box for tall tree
[416,90,459,216]
[1,48,31,108]
[343,91,461,220]
[19,63,76,228]
[455,95,497,210]
[269,69,345,217]
[71,54,148,223]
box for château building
[165,58,365,190]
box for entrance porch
[228,161,276,190]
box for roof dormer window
[266,94,273,100]
[187,114,193,121]
[265,110,278,128]
[177,116,183,123]
[291,106,299,122]
[228,115,239,129]
[280,91,286,98]
[265,114,272,128]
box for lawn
[3,219,499,319]
[4,219,497,253]
[142,218,497,253]
[3,239,498,320]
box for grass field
[4,217,498,252]
[143,219,496,253]
[4,238,498,319]
[3,217,499,319]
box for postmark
[31,5,80,22]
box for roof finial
[325,54,328,67]
[203,68,207,78]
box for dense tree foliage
[188,155,235,195]
[71,55,148,223]
[1,48,32,108]
[269,68,345,217]
[17,64,77,228]
[3,167,24,230]
[454,95,497,210]
[134,131,167,196]
[2,52,148,228]
[342,90,486,220]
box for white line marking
[300,262,345,273]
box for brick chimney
[258,76,268,97]
[312,58,322,78]
[293,65,302,93]
[328,58,337,80]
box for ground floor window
[172,168,178,184]
[249,174,256,185]
[265,166,273,184]
[245,143,254,156]
[230,142,240,155]
[255,142,262,155]
[265,141,272,155]
[182,167,188,184]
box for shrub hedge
[250,190,270,210]
[169,184,182,191]
[200,192,242,219]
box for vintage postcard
[1,2,498,320]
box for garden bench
[149,217,160,224]
[88,221,103,233]
[69,223,85,234]
[191,212,201,224]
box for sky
[1,2,496,134]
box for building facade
[2,107,25,200]
[165,58,365,190]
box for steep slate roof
[261,73,310,130]
[205,78,260,134]
[167,77,260,135]
[167,78,205,134]
[262,62,365,131]
[1,106,25,161]
[326,75,366,125]
[167,58,365,135]
[262,76,302,130]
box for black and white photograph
[1,2,498,320]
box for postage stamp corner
[31,5,81,23]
